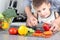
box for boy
[32,0,60,32]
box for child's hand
[26,15,38,27]
[50,20,60,32]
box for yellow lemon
[18,25,28,35]
[2,21,9,30]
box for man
[22,0,60,27]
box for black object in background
[12,17,27,22]
[12,14,27,22]
[9,0,18,13]
[9,1,12,7]
[13,1,17,8]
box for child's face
[35,3,51,18]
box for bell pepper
[43,23,51,31]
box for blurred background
[0,0,25,13]
[0,0,60,26]
[0,0,27,22]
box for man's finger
[28,22,32,27]
[31,18,38,26]
[34,20,38,26]
[26,21,32,27]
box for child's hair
[33,0,50,8]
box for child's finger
[53,25,58,32]
[58,28,60,31]
[50,25,55,31]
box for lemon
[2,21,9,30]
[18,25,28,35]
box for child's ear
[48,3,51,8]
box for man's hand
[26,15,38,27]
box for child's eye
[38,10,41,13]
[43,8,46,11]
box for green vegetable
[26,28,35,36]
[2,9,17,18]
[26,32,33,36]
[27,28,35,33]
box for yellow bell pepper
[2,21,9,30]
[18,25,28,35]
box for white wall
[0,0,25,13]
[0,0,10,13]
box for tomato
[0,25,2,28]
[43,23,51,31]
[0,21,2,24]
[9,28,18,35]
[0,21,2,28]
[32,30,43,37]
[35,30,42,33]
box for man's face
[35,3,51,18]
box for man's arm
[21,0,33,17]
[21,0,38,27]
[25,6,33,18]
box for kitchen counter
[10,22,26,26]
[0,30,60,40]
[0,22,60,40]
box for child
[33,0,60,32]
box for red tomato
[43,23,51,31]
[9,28,18,35]
[0,21,2,24]
[35,30,42,33]
[0,21,2,28]
[0,25,2,28]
